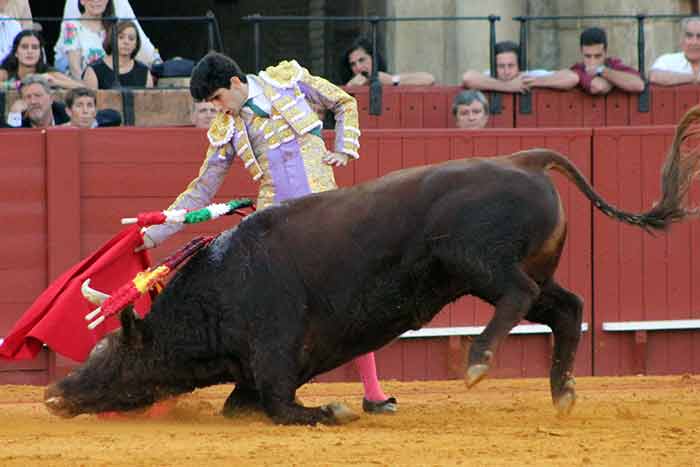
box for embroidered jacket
[145,60,361,245]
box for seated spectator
[340,36,435,86]
[61,0,161,66]
[0,30,84,90]
[190,100,217,129]
[54,0,114,80]
[0,0,22,62]
[6,74,70,128]
[649,17,700,86]
[0,0,31,30]
[570,27,644,94]
[462,40,577,93]
[60,86,121,127]
[453,90,489,129]
[83,20,154,89]
[63,87,97,128]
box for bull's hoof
[321,402,359,424]
[553,380,577,417]
[465,364,490,388]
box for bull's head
[44,282,160,417]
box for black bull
[45,109,700,425]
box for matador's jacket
[145,60,361,245]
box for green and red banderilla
[83,198,254,329]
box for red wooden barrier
[0,129,49,384]
[4,124,697,384]
[346,86,515,130]
[593,125,700,376]
[335,85,692,129]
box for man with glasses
[649,17,700,85]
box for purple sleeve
[144,144,234,245]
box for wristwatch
[392,74,401,86]
[595,65,605,77]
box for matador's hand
[323,152,349,167]
[134,230,157,253]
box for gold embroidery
[207,112,235,147]
[233,116,264,181]
[299,134,337,194]
[261,60,303,88]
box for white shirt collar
[246,74,263,101]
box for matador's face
[208,77,248,117]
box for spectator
[64,86,97,128]
[0,0,32,30]
[83,20,153,89]
[461,40,577,93]
[570,27,644,94]
[6,74,70,128]
[453,90,489,129]
[190,100,217,128]
[61,0,161,66]
[340,36,435,87]
[649,17,700,86]
[0,0,21,62]
[54,0,114,80]
[0,30,84,90]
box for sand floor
[0,375,699,466]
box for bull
[44,108,700,425]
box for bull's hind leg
[524,280,583,416]
[466,267,540,387]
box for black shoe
[362,396,398,414]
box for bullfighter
[140,52,397,414]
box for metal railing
[242,15,502,115]
[513,14,699,114]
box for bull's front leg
[466,269,539,388]
[222,383,263,417]
[252,349,359,425]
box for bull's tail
[509,105,700,232]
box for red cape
[0,226,152,362]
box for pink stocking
[353,352,388,401]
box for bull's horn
[81,279,111,306]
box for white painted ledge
[602,319,700,332]
[400,323,589,338]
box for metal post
[206,14,215,52]
[488,15,501,114]
[110,19,121,89]
[369,18,383,116]
[517,17,532,114]
[637,14,649,112]
[207,10,224,51]
[121,89,135,126]
[252,14,262,71]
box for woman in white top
[54,0,114,80]
[0,0,22,64]
[59,0,160,67]
[0,0,32,29]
